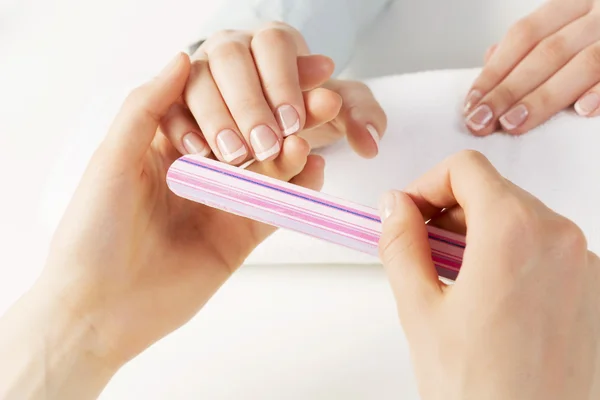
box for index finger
[403,150,509,224]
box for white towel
[245,68,600,264]
[42,68,600,265]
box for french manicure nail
[276,105,300,136]
[379,191,398,222]
[499,104,529,130]
[250,125,280,161]
[182,132,210,156]
[464,90,483,114]
[466,104,493,132]
[216,129,247,163]
[366,124,380,148]
[575,92,600,116]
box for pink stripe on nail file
[166,154,466,281]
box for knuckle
[208,40,249,61]
[509,17,540,44]
[582,44,600,75]
[492,84,520,107]
[252,26,293,49]
[379,224,415,265]
[538,35,569,61]
[123,85,160,121]
[552,218,588,256]
[453,149,490,167]
[233,96,266,114]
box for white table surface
[0,1,543,398]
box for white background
[0,0,543,398]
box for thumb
[379,191,443,330]
[104,52,191,165]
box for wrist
[27,278,120,395]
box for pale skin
[0,52,599,398]
[465,0,600,135]
[168,0,600,150]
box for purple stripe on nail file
[166,155,466,281]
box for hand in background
[162,22,387,163]
[379,151,600,400]
[465,0,600,136]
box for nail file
[166,154,465,281]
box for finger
[575,86,600,117]
[428,207,467,235]
[378,190,443,336]
[464,0,592,114]
[403,150,508,223]
[206,34,283,162]
[484,44,498,65]
[251,26,306,137]
[248,134,311,180]
[325,80,387,159]
[466,13,600,135]
[160,103,211,156]
[498,41,600,135]
[297,55,335,90]
[105,53,191,166]
[303,88,343,130]
[184,56,249,165]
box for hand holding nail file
[166,154,465,281]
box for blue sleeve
[188,0,392,76]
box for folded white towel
[245,68,600,264]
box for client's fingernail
[575,92,600,116]
[366,124,380,148]
[464,89,483,113]
[216,129,247,163]
[182,132,210,156]
[499,104,529,131]
[466,104,493,132]
[250,125,280,161]
[277,105,300,136]
[379,191,398,222]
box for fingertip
[298,54,336,90]
[304,88,342,129]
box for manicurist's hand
[380,151,600,400]
[0,53,325,400]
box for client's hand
[379,151,600,400]
[464,0,600,136]
[41,53,323,373]
[162,21,386,162]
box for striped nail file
[166,154,465,281]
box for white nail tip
[366,124,380,147]
[255,141,281,161]
[283,119,300,137]
[223,147,248,163]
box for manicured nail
[216,129,247,163]
[250,125,280,161]
[379,191,398,222]
[466,104,493,132]
[575,92,600,116]
[157,53,181,78]
[276,105,300,136]
[499,104,529,130]
[182,132,210,156]
[464,89,483,114]
[366,124,380,148]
